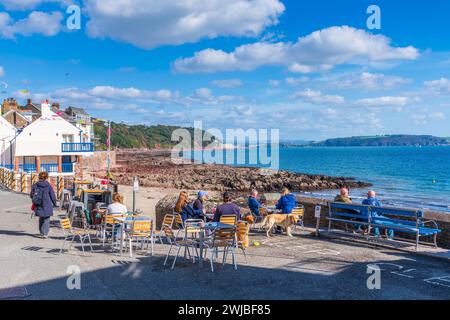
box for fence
[0,167,75,200]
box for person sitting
[175,191,203,222]
[276,187,296,214]
[248,189,262,217]
[214,192,241,222]
[193,191,208,213]
[107,193,128,214]
[334,187,352,204]
[362,190,394,240]
[174,191,189,213]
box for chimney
[27,98,32,105]
[41,100,52,117]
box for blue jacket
[181,204,203,222]
[276,193,296,214]
[362,197,382,218]
[30,181,57,218]
[248,196,261,216]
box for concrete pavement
[0,189,449,300]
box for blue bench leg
[416,232,419,251]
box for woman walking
[30,172,57,238]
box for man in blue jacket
[30,172,57,238]
[248,189,262,217]
[276,187,296,214]
[362,190,394,239]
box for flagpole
[107,121,111,182]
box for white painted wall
[0,116,16,165]
[14,104,94,157]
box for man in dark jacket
[214,192,241,222]
[30,172,57,238]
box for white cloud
[212,79,243,88]
[409,112,445,125]
[424,78,450,94]
[286,76,309,86]
[0,66,4,77]
[0,11,64,39]
[174,26,419,73]
[88,86,151,99]
[356,96,409,107]
[85,0,285,49]
[268,79,280,87]
[291,89,345,104]
[329,72,410,90]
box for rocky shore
[109,150,371,192]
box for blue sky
[0,0,449,140]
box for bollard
[21,173,26,193]
[57,176,64,200]
[11,172,16,191]
[31,173,38,186]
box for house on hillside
[8,101,95,175]
[64,106,95,143]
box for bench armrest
[421,219,439,229]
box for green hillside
[312,135,450,147]
[94,122,217,150]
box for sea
[187,146,450,213]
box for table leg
[199,231,204,268]
[119,223,124,256]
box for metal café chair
[204,227,238,272]
[125,218,154,257]
[60,217,93,254]
[163,223,204,270]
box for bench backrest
[329,202,371,220]
[329,202,423,224]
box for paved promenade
[0,189,449,300]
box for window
[62,134,74,143]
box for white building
[8,102,95,175]
[0,110,16,168]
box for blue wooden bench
[327,202,441,250]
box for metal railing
[62,163,74,173]
[61,142,94,153]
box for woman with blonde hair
[107,192,128,214]
[276,187,296,214]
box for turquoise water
[188,146,450,213]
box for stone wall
[84,151,116,172]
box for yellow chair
[125,219,154,257]
[60,218,93,254]
[154,214,175,244]
[291,206,305,230]
[165,220,204,269]
[101,214,125,248]
[205,227,237,272]
[220,215,237,226]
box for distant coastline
[279,134,450,148]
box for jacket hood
[36,180,51,188]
